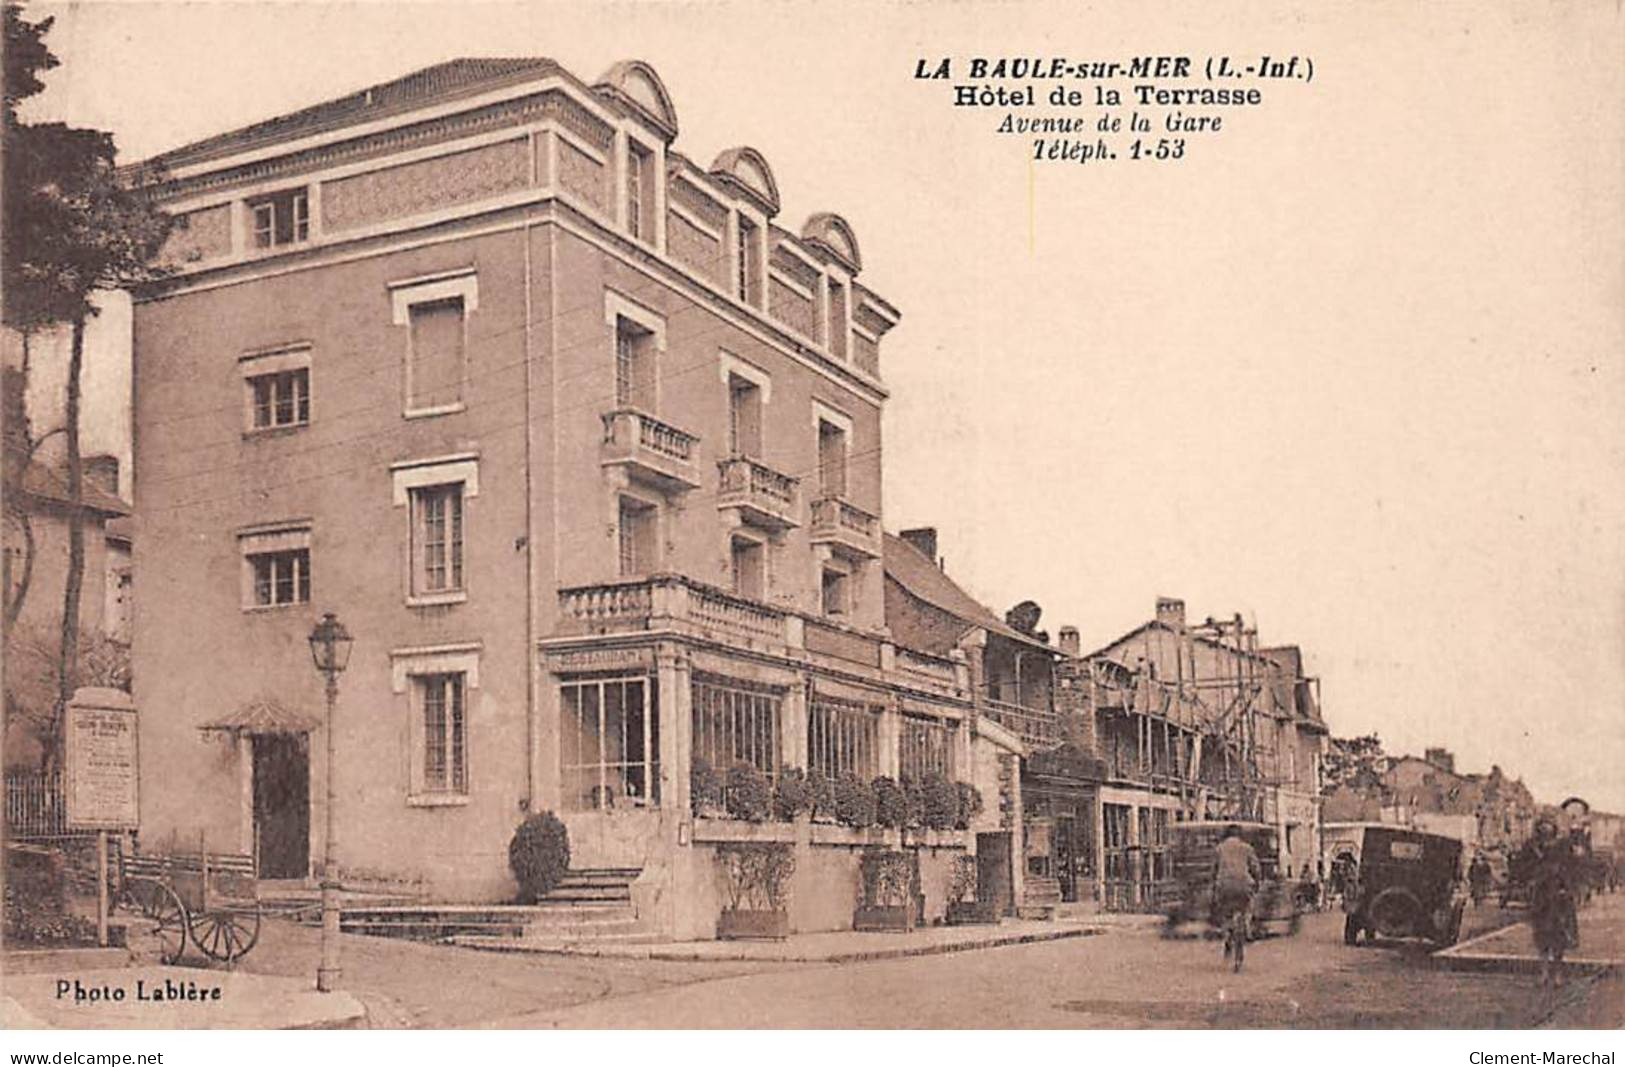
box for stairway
[1018,875,1063,920]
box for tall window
[248,368,310,430]
[730,536,764,600]
[249,549,310,607]
[249,187,310,248]
[614,316,656,410]
[817,419,847,499]
[626,141,652,241]
[727,375,762,457]
[618,496,657,577]
[821,566,848,617]
[807,695,879,780]
[411,484,464,594]
[736,217,760,305]
[561,676,659,810]
[691,676,782,779]
[418,673,468,795]
[900,715,956,780]
[408,297,465,411]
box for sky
[18,0,1624,809]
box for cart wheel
[191,907,261,963]
[129,882,188,964]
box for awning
[199,697,323,736]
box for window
[248,368,310,430]
[807,694,879,780]
[237,522,312,610]
[727,375,762,457]
[618,496,657,577]
[417,673,468,795]
[817,419,847,499]
[411,484,464,595]
[730,536,764,600]
[561,675,659,810]
[821,566,847,616]
[250,549,310,607]
[248,187,309,249]
[626,141,653,241]
[614,316,656,410]
[826,278,848,360]
[900,715,956,781]
[408,297,465,412]
[691,675,782,780]
[736,217,760,305]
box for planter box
[854,902,917,932]
[811,824,893,848]
[717,908,790,940]
[692,818,796,845]
[946,900,998,925]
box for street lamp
[307,612,353,994]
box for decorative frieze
[322,138,530,231]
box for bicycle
[1216,890,1251,973]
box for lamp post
[308,612,354,993]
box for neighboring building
[128,57,1024,936]
[1058,597,1329,910]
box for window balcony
[983,698,1060,751]
[555,574,786,646]
[717,456,799,531]
[808,495,880,559]
[601,409,700,491]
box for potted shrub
[508,811,571,904]
[854,847,918,931]
[691,758,725,817]
[872,775,909,830]
[724,763,773,822]
[807,770,838,823]
[922,773,960,832]
[945,853,996,924]
[715,841,796,940]
[833,772,876,828]
[954,782,984,830]
[773,767,812,822]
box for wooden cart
[118,844,262,964]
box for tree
[2,5,169,771]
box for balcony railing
[557,574,784,644]
[717,455,799,530]
[808,495,880,559]
[982,698,1059,750]
[601,409,700,490]
[897,648,961,691]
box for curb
[1432,918,1622,977]
[452,924,1100,963]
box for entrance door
[976,831,1014,918]
[1056,814,1077,902]
[253,733,310,879]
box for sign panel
[64,701,139,830]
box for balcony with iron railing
[808,495,880,559]
[717,455,799,530]
[982,698,1059,751]
[601,409,701,491]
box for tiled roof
[150,57,560,168]
[882,532,1049,651]
[199,697,324,735]
[19,459,130,517]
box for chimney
[1058,626,1080,657]
[1155,596,1186,628]
[83,454,120,499]
[900,527,939,566]
[1424,747,1455,775]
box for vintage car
[1163,821,1301,939]
[1342,826,1466,947]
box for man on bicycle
[1213,824,1262,971]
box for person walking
[1528,818,1579,988]
[1212,824,1262,972]
[1468,852,1493,907]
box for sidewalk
[452,917,1101,963]
[1,964,366,1030]
[1435,892,1624,976]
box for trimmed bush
[725,763,773,823]
[508,811,571,904]
[834,772,876,828]
[716,841,797,911]
[873,775,909,829]
[691,757,725,815]
[948,853,979,904]
[807,770,838,822]
[921,773,961,830]
[955,782,984,830]
[859,847,914,907]
[772,767,812,821]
